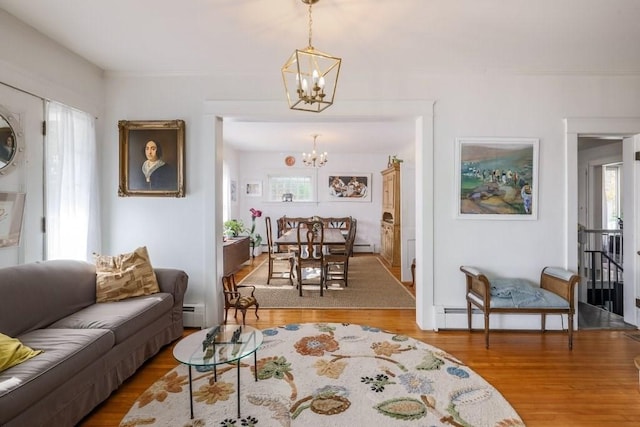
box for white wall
[3,10,640,330]
[0,9,104,116]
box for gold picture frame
[118,120,185,197]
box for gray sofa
[0,259,188,427]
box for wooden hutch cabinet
[380,163,401,266]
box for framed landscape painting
[455,137,539,220]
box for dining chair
[295,219,325,296]
[323,218,356,287]
[265,216,294,285]
[221,273,259,325]
[328,216,354,255]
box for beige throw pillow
[94,246,160,303]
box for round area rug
[120,323,524,427]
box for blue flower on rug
[398,372,434,394]
[361,325,381,332]
[262,328,278,336]
[282,323,300,331]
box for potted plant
[223,219,245,238]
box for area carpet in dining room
[120,323,523,427]
[237,255,415,309]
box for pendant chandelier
[282,0,341,113]
[302,134,327,167]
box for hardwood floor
[79,254,640,426]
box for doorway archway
[204,100,435,329]
[566,117,640,327]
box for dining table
[275,228,346,246]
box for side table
[173,325,263,419]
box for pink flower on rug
[294,334,339,356]
[136,370,188,408]
[193,381,235,405]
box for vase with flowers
[247,208,263,258]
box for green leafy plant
[224,219,245,237]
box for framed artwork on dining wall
[245,180,262,197]
[455,137,539,220]
[322,172,372,202]
[230,179,237,203]
[118,119,185,197]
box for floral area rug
[120,323,524,427]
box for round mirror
[0,111,20,175]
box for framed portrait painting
[323,173,372,202]
[118,120,185,197]
[455,137,539,220]
[0,192,26,248]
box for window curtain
[45,101,101,260]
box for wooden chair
[295,219,325,296]
[222,273,259,325]
[277,216,307,252]
[327,216,352,234]
[323,219,357,287]
[265,216,294,285]
[328,217,356,256]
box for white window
[266,170,316,202]
[45,101,100,260]
[602,162,622,229]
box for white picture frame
[0,191,26,248]
[245,180,262,197]
[455,137,539,220]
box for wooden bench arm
[540,267,580,305]
[460,265,491,306]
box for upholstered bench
[460,266,580,349]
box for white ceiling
[1,0,638,153]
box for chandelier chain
[307,2,313,48]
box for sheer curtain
[45,101,101,260]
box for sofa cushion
[0,260,97,337]
[0,333,43,373]
[0,328,114,423]
[94,246,160,302]
[48,293,173,344]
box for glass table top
[173,325,263,367]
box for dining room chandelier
[302,134,327,167]
[281,0,341,113]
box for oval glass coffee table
[173,324,263,419]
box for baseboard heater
[353,243,374,253]
[182,303,205,328]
